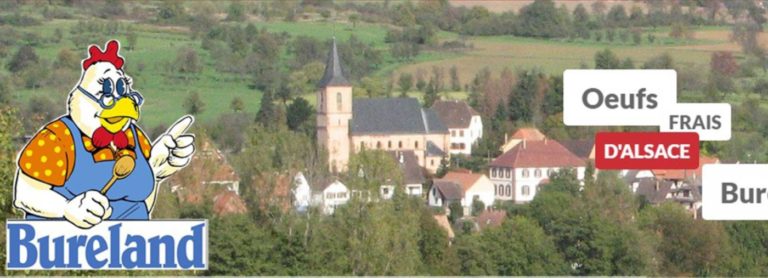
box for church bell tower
[316,38,352,172]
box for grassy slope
[5,3,763,130]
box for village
[170,39,715,241]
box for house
[290,172,352,215]
[429,170,495,215]
[428,180,463,209]
[489,139,586,203]
[167,138,241,204]
[316,38,450,173]
[499,127,547,152]
[431,100,483,155]
[473,210,507,231]
[310,179,350,215]
[624,155,719,218]
[381,150,426,199]
[212,191,247,216]
[560,139,596,161]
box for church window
[522,186,530,196]
[377,141,382,149]
[320,93,324,111]
[398,141,403,148]
[388,141,392,149]
[336,92,342,111]
[415,141,419,149]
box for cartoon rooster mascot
[13,40,195,229]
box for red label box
[595,132,699,170]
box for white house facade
[317,180,349,214]
[489,140,586,204]
[431,171,495,215]
[432,100,483,155]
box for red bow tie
[92,127,129,149]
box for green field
[3,4,763,130]
[395,26,744,85]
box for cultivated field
[394,26,749,86]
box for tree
[398,72,414,96]
[423,79,440,108]
[639,202,734,276]
[231,97,245,112]
[7,45,38,73]
[349,14,359,28]
[415,69,427,91]
[448,201,464,223]
[360,76,387,98]
[99,0,126,18]
[256,90,276,128]
[508,69,543,123]
[530,170,655,275]
[710,51,739,77]
[670,22,694,40]
[515,0,570,38]
[450,65,461,91]
[572,4,591,39]
[286,97,314,131]
[480,216,569,275]
[226,1,246,21]
[642,53,674,69]
[157,0,186,22]
[183,91,206,115]
[53,48,79,70]
[173,47,202,75]
[471,198,485,216]
[753,78,768,99]
[606,4,628,27]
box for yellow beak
[99,98,139,133]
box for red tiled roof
[443,171,484,192]
[652,155,719,181]
[475,210,506,230]
[510,128,546,141]
[490,139,585,168]
[213,191,247,216]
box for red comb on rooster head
[82,40,124,70]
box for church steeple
[318,37,350,87]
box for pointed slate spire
[318,37,350,87]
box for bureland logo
[7,40,207,270]
[563,69,732,170]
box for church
[316,39,450,173]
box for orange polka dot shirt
[18,119,153,186]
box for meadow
[4,3,762,129]
[394,26,747,86]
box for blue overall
[26,116,155,220]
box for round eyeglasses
[77,78,144,109]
